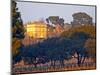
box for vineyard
[13,62,96,74]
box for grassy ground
[13,63,96,74]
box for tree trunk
[53,61,56,68]
[34,57,37,68]
[51,60,53,68]
[77,52,81,66]
[59,59,64,68]
[81,57,86,64]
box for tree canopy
[61,25,96,39]
[46,16,64,26]
[71,12,93,26]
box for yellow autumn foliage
[12,38,21,56]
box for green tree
[12,0,25,63]
[61,25,96,65]
[84,39,96,62]
[71,12,93,26]
[46,16,64,26]
[70,32,89,66]
[61,25,96,39]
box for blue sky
[17,1,96,24]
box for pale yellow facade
[26,22,47,39]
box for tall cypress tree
[12,0,25,63]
